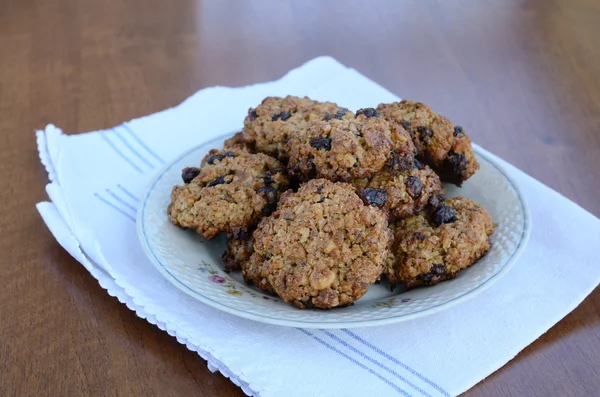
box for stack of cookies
[167,96,494,309]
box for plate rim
[137,133,531,329]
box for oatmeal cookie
[377,100,479,186]
[354,160,444,220]
[287,109,416,182]
[241,96,353,161]
[386,197,493,289]
[245,179,391,309]
[167,148,289,239]
[223,131,255,153]
[222,230,254,271]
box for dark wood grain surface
[1,0,599,395]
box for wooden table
[1,0,599,395]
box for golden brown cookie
[287,109,416,182]
[241,96,352,162]
[377,100,479,186]
[167,149,289,239]
[386,197,493,289]
[244,179,391,309]
[223,132,255,153]
[222,230,254,271]
[354,160,444,220]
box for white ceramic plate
[137,133,530,329]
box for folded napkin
[36,57,600,397]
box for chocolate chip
[309,136,332,151]
[415,232,426,241]
[206,154,225,165]
[317,184,324,194]
[428,194,445,209]
[361,188,388,208]
[181,167,200,183]
[356,108,379,118]
[405,176,423,199]
[453,126,465,137]
[413,158,422,169]
[273,149,280,159]
[430,264,446,275]
[272,113,280,121]
[433,205,457,226]
[225,151,236,158]
[353,161,359,168]
[207,176,228,187]
[257,186,278,214]
[446,151,467,174]
[263,252,273,260]
[248,109,258,121]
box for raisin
[433,205,457,226]
[356,108,379,118]
[206,154,225,165]
[446,151,467,174]
[309,136,332,151]
[415,232,426,240]
[419,273,434,282]
[207,176,228,187]
[417,126,433,143]
[272,111,291,121]
[317,184,324,194]
[264,168,284,185]
[305,155,317,178]
[453,126,465,137]
[181,167,200,184]
[428,194,445,209]
[361,188,387,208]
[225,151,236,158]
[405,176,423,199]
[389,150,413,172]
[390,150,400,170]
[248,109,258,121]
[257,186,278,214]
[430,264,446,275]
[230,228,248,240]
[325,108,349,121]
[400,120,412,131]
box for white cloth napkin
[36,57,600,397]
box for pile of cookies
[167,96,494,309]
